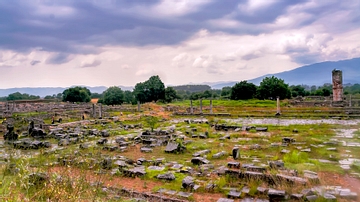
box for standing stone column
[92,104,96,118]
[137,101,141,112]
[190,100,193,114]
[349,94,352,107]
[210,99,213,114]
[199,99,203,114]
[276,96,281,116]
[332,69,343,102]
[99,103,102,118]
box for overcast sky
[0,0,359,88]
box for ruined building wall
[332,69,343,102]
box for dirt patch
[48,166,162,193]
[47,166,227,202]
[91,98,99,103]
[319,172,360,196]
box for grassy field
[1,100,360,201]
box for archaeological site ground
[1,98,360,202]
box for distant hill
[0,85,133,97]
[1,58,359,96]
[210,57,360,89]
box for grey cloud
[241,52,263,61]
[234,0,309,24]
[30,60,41,66]
[46,53,74,64]
[0,0,358,55]
[81,60,101,68]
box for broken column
[199,99,203,114]
[332,69,343,102]
[190,100,193,114]
[349,94,352,107]
[276,96,281,116]
[99,103,102,118]
[210,99,213,114]
[92,104,96,117]
[137,101,141,112]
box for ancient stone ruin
[332,69,343,102]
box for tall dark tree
[230,81,257,100]
[257,76,291,100]
[101,86,124,105]
[124,90,136,104]
[146,75,165,102]
[133,82,148,103]
[164,87,178,103]
[133,75,165,103]
[62,86,91,102]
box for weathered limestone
[332,69,343,102]
[4,124,18,141]
[190,100,193,114]
[99,103,102,118]
[276,96,281,116]
[92,104,96,117]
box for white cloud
[81,57,101,68]
[151,0,210,17]
[238,0,278,14]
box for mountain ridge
[0,57,359,96]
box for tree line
[3,75,360,104]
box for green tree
[257,76,291,100]
[290,85,306,97]
[133,75,165,103]
[164,87,178,103]
[124,90,136,104]
[62,86,91,102]
[145,116,159,132]
[7,92,40,100]
[101,86,124,105]
[44,95,54,99]
[91,92,103,99]
[221,86,231,98]
[230,81,257,100]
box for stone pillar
[210,99,213,114]
[92,104,96,117]
[137,101,141,112]
[199,99,203,114]
[190,100,193,114]
[349,94,352,107]
[332,69,343,102]
[99,103,102,118]
[276,96,281,116]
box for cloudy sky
[0,0,359,88]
